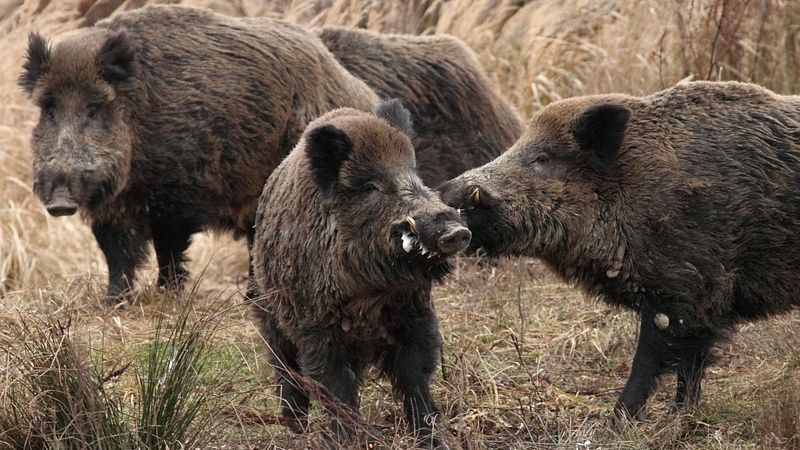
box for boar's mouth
[398,216,444,260]
[395,216,471,261]
[45,185,79,217]
[438,182,505,256]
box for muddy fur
[318,27,523,187]
[440,81,800,422]
[19,5,378,302]
[252,101,469,447]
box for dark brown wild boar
[252,100,469,448]
[19,5,377,305]
[439,81,800,424]
[318,27,523,187]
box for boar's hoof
[654,313,670,330]
[102,293,133,309]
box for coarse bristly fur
[18,5,378,304]
[439,80,800,424]
[252,100,470,448]
[318,27,523,187]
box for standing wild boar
[439,81,800,423]
[19,5,377,304]
[318,27,523,187]
[252,100,470,447]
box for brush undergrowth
[0,290,238,450]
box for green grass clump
[0,299,236,450]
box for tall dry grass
[2,0,800,297]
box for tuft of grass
[135,292,236,449]
[0,317,131,449]
[0,292,240,450]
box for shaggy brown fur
[252,100,470,448]
[19,5,377,303]
[318,27,523,187]
[440,81,800,423]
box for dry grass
[1,0,799,448]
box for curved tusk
[468,186,481,207]
[405,216,418,234]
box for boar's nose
[438,226,471,255]
[46,185,78,217]
[46,201,78,217]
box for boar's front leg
[245,228,259,301]
[258,310,309,433]
[612,311,669,425]
[151,221,194,291]
[92,220,149,306]
[673,331,717,411]
[383,308,449,450]
[300,329,362,446]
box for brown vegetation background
[0,1,798,448]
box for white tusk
[401,232,417,253]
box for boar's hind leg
[613,312,670,425]
[259,312,309,433]
[382,310,449,449]
[92,221,149,305]
[152,222,194,291]
[674,337,715,411]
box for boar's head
[307,100,471,291]
[20,29,137,216]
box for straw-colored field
[1,0,798,448]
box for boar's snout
[46,185,79,217]
[439,178,497,210]
[438,225,471,255]
[395,207,471,257]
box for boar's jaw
[395,216,440,258]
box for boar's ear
[375,98,414,138]
[306,124,353,196]
[571,103,630,170]
[96,30,136,84]
[19,33,52,95]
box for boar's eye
[87,101,104,119]
[362,181,383,193]
[41,97,56,121]
[531,152,552,171]
[534,153,551,165]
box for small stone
[654,313,670,329]
[606,268,620,278]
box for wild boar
[440,81,800,423]
[318,26,523,187]
[19,5,377,304]
[252,100,469,447]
